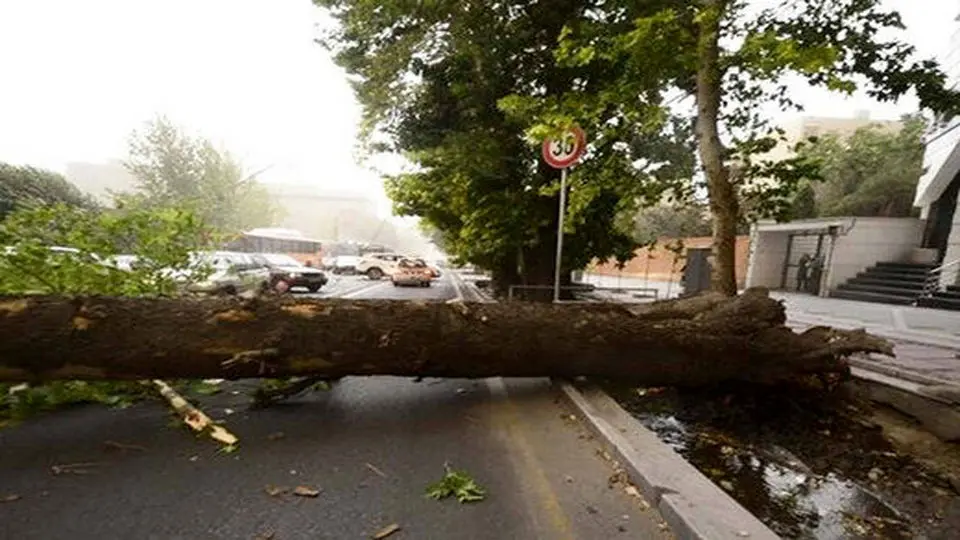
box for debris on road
[426,464,485,503]
[365,462,388,478]
[372,523,401,539]
[264,485,287,497]
[292,485,321,498]
[1,493,21,503]
[267,432,285,441]
[153,380,238,447]
[51,462,99,475]
[103,440,147,452]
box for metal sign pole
[553,167,567,303]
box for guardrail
[507,284,660,302]
[921,257,960,299]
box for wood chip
[372,523,401,539]
[1,494,21,503]
[104,440,147,452]
[51,462,99,475]
[293,485,321,498]
[365,462,388,478]
[264,485,287,497]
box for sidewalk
[776,292,960,386]
[582,273,960,386]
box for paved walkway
[775,292,960,387]
[583,274,960,386]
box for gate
[780,232,826,294]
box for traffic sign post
[542,127,586,303]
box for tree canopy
[318,0,960,296]
[794,115,926,218]
[120,116,279,234]
[541,0,960,294]
[318,0,670,291]
[0,163,96,221]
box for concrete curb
[555,381,779,540]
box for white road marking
[339,280,390,299]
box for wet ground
[603,381,960,539]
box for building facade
[915,8,960,286]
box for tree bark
[0,289,891,386]
[695,0,739,296]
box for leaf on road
[293,485,321,498]
[372,523,401,539]
[425,465,485,503]
[267,432,285,441]
[1,494,21,503]
[264,485,287,497]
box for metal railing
[921,257,960,298]
[507,284,660,303]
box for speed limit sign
[542,126,586,169]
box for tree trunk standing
[0,291,891,385]
[694,1,739,297]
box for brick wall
[589,236,751,285]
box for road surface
[0,273,671,539]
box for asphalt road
[0,273,671,539]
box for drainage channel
[601,381,960,539]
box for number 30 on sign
[541,126,586,169]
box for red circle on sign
[542,127,586,169]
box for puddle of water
[606,385,915,539]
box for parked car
[357,252,404,280]
[185,251,271,296]
[332,255,362,275]
[391,257,433,287]
[252,253,328,293]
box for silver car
[186,251,271,296]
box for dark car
[252,253,328,293]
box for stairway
[917,284,960,311]
[830,262,935,306]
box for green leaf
[425,465,486,503]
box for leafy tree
[797,115,925,218]
[0,163,96,220]
[788,182,818,220]
[318,0,662,293]
[0,204,212,422]
[121,116,278,233]
[543,0,960,295]
[632,204,713,245]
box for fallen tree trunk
[0,289,892,386]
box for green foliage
[796,115,926,218]
[633,204,713,245]
[425,465,486,503]
[0,162,97,220]
[121,116,279,233]
[1,381,149,424]
[0,203,213,423]
[0,204,212,296]
[788,182,818,220]
[544,0,960,291]
[319,0,645,286]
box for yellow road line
[485,378,575,540]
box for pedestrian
[796,253,811,292]
[808,255,824,295]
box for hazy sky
[0,0,955,218]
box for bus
[226,228,323,266]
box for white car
[356,253,404,280]
[332,255,362,275]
